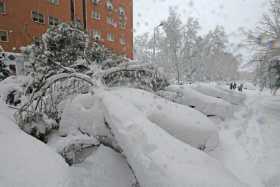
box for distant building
[0,0,133,59]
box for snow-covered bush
[15,74,95,142]
[16,112,58,142]
[16,23,105,141]
[22,23,90,92]
[102,62,169,92]
[0,60,10,81]
[0,75,29,106]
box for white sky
[133,0,269,66]
[133,0,268,37]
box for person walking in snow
[232,82,236,90]
[238,84,243,92]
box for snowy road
[210,90,280,187]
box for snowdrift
[0,76,26,104]
[59,93,108,137]
[0,110,70,187]
[163,85,234,120]
[194,84,246,105]
[101,92,247,187]
[70,145,136,187]
[109,87,219,151]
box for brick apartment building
[0,0,133,58]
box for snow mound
[70,145,136,187]
[101,92,247,187]
[164,85,234,120]
[0,76,26,103]
[48,133,99,165]
[194,84,246,105]
[59,93,108,137]
[109,87,219,151]
[0,110,70,187]
[209,130,264,187]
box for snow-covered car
[107,87,219,151]
[193,84,246,105]
[162,85,234,120]
[99,91,247,187]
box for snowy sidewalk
[210,90,280,187]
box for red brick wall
[0,0,133,59]
[86,0,133,58]
[0,0,71,51]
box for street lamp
[153,22,164,63]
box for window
[48,0,59,5]
[0,31,8,42]
[92,29,101,40]
[119,19,126,29]
[106,1,113,11]
[0,2,6,14]
[92,0,100,5]
[49,16,59,26]
[119,6,125,17]
[32,11,44,24]
[107,32,114,42]
[92,10,101,20]
[7,54,16,61]
[120,35,126,45]
[107,16,114,26]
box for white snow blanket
[109,88,219,151]
[0,76,26,102]
[101,92,247,187]
[0,108,70,187]
[194,84,246,105]
[164,85,234,120]
[59,93,108,137]
[70,145,136,187]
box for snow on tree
[16,23,104,142]
[101,62,169,92]
[247,0,280,94]
[134,8,240,83]
[0,50,10,81]
[134,33,153,64]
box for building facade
[0,0,133,58]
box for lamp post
[152,22,164,63]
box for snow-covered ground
[209,89,280,187]
[0,102,70,187]
[0,82,280,187]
